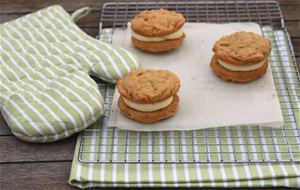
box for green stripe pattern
[0,6,141,143]
[69,26,299,188]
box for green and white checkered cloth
[69,27,300,188]
[0,6,141,143]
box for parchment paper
[108,23,284,131]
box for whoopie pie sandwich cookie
[210,31,272,82]
[131,9,186,52]
[117,69,180,123]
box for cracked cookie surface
[131,8,186,37]
[213,31,271,65]
[117,69,180,103]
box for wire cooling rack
[78,1,300,163]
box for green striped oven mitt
[0,6,141,143]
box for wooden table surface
[0,0,299,190]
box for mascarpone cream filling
[132,27,184,42]
[122,96,173,112]
[218,59,266,71]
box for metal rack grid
[79,1,300,163]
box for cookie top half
[117,69,180,103]
[131,9,186,37]
[213,31,272,65]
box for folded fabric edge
[69,177,300,188]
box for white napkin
[108,23,284,131]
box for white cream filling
[218,59,266,71]
[122,96,173,112]
[132,27,184,42]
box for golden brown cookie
[210,55,268,82]
[117,69,180,103]
[213,31,271,65]
[131,9,186,37]
[131,33,186,52]
[118,94,180,123]
[131,9,186,52]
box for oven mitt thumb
[0,6,141,143]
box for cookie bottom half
[118,94,180,123]
[131,33,186,53]
[210,55,268,82]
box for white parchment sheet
[108,23,284,131]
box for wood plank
[0,162,78,190]
[0,13,20,23]
[285,22,300,38]
[277,0,300,6]
[0,11,101,27]
[280,5,300,20]
[0,114,11,136]
[0,13,100,37]
[0,0,103,13]
[1,3,299,31]
[2,7,298,29]
[0,135,77,163]
[75,12,101,27]
[81,27,99,38]
[296,58,300,72]
[291,38,300,57]
[1,0,300,14]
[0,162,294,190]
